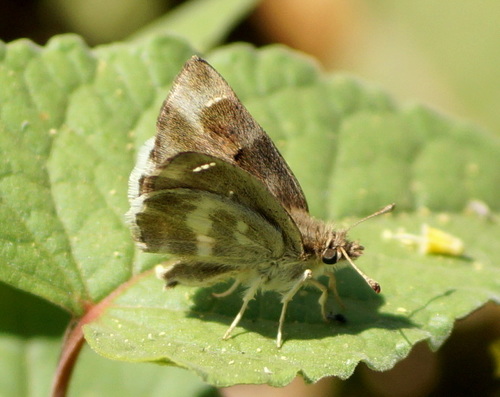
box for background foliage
[1,0,499,396]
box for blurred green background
[2,0,500,135]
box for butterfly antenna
[340,246,381,293]
[347,203,395,232]
[340,203,395,293]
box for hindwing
[127,152,304,258]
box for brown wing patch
[150,56,308,212]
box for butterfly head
[317,204,395,293]
[321,232,364,266]
[320,232,381,292]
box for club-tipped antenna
[340,246,381,293]
[341,203,395,293]
[347,203,395,232]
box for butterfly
[126,56,394,347]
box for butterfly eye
[322,248,338,264]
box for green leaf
[0,281,217,396]
[0,335,216,397]
[0,34,195,311]
[85,214,499,386]
[129,0,260,51]
[0,282,69,337]
[0,35,499,389]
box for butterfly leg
[212,279,241,298]
[327,272,345,310]
[276,269,313,348]
[222,277,261,341]
[307,279,329,322]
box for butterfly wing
[129,188,284,263]
[127,152,303,258]
[150,56,309,213]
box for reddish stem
[50,317,86,397]
[50,269,154,396]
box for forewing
[128,152,303,256]
[150,56,308,212]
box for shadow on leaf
[187,267,415,343]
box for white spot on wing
[236,221,249,234]
[196,234,215,256]
[192,162,216,173]
[234,221,254,245]
[205,96,227,107]
[184,199,218,257]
